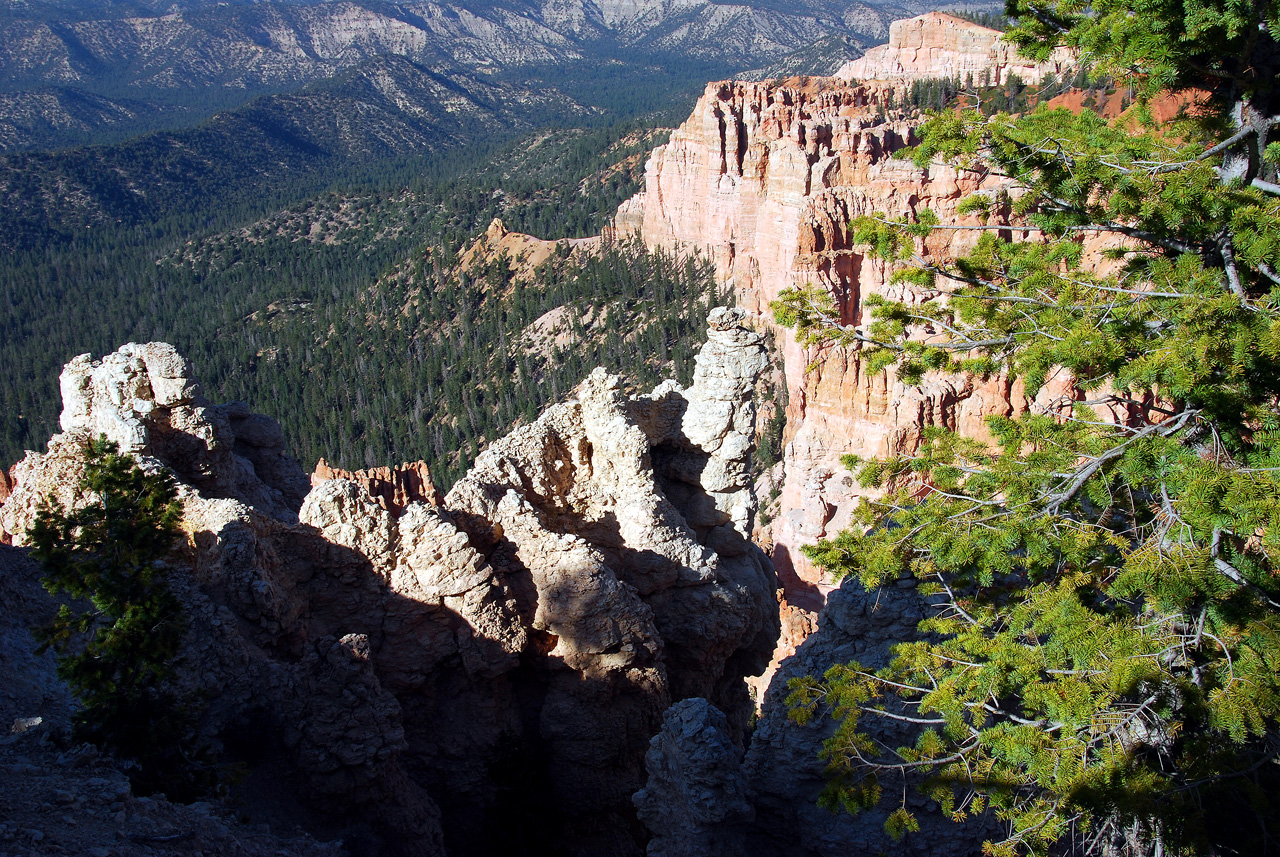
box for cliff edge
[617,73,1074,613]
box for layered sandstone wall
[836,11,1074,86]
[616,73,1068,606]
[312,457,443,512]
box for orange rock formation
[617,74,1075,605]
[312,458,442,513]
[458,217,601,280]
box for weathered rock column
[679,306,770,538]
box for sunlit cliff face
[616,14,1078,605]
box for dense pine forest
[0,115,734,489]
[0,0,898,492]
[211,238,726,487]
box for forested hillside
[211,237,726,487]
[0,118,730,489]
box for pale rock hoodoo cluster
[0,309,777,857]
[312,457,443,513]
[2,341,311,541]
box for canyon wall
[616,19,1096,853]
[616,20,1075,608]
[0,313,778,857]
[612,84,1049,828]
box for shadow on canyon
[193,513,671,857]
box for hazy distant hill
[0,54,590,248]
[0,0,985,150]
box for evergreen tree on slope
[30,437,209,799]
[775,0,1280,854]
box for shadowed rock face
[633,698,754,857]
[0,308,778,857]
[635,576,1000,857]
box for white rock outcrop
[441,307,779,843]
[1,310,779,857]
[836,12,1074,86]
[30,341,309,525]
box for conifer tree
[30,437,209,799]
[774,0,1280,853]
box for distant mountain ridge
[0,53,587,248]
[0,0,981,149]
[0,0,924,91]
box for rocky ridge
[0,0,941,150]
[459,217,603,279]
[0,308,778,856]
[0,0,933,90]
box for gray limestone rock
[634,698,753,857]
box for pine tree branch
[1123,125,1261,175]
[1220,231,1247,299]
[1252,178,1280,195]
[1175,738,1280,792]
[854,707,949,726]
[1044,409,1197,515]
[848,740,983,773]
[1083,223,1197,254]
[1209,526,1280,609]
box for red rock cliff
[311,457,442,513]
[616,74,1072,607]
